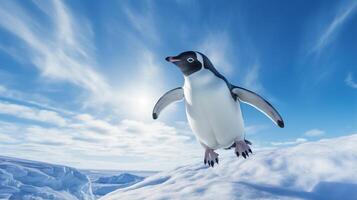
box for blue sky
[0,0,356,171]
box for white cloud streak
[243,62,264,93]
[311,1,357,53]
[0,0,112,105]
[244,124,268,135]
[0,1,169,120]
[305,129,325,137]
[271,138,308,146]
[198,32,233,75]
[345,73,357,89]
[0,101,200,170]
[0,0,187,170]
[0,84,74,115]
[112,49,169,120]
[197,32,265,94]
[123,3,158,42]
[0,101,67,126]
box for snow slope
[91,173,144,197]
[81,169,151,198]
[101,134,357,200]
[0,156,94,200]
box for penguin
[152,51,284,167]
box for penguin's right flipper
[152,87,184,119]
[231,86,284,128]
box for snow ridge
[101,134,357,200]
[92,173,144,197]
[0,156,94,200]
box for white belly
[183,69,245,149]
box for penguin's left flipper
[152,87,184,119]
[231,86,284,128]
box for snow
[0,156,94,200]
[95,173,144,185]
[101,134,357,200]
[0,156,149,199]
[2,134,356,200]
[91,173,144,197]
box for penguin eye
[187,57,194,63]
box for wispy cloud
[197,32,265,94]
[198,32,233,75]
[245,124,268,135]
[311,1,357,53]
[0,100,200,170]
[123,3,158,42]
[108,49,171,120]
[243,62,264,93]
[0,1,169,121]
[271,138,308,146]
[0,1,182,169]
[0,101,67,126]
[304,129,325,137]
[345,72,357,89]
[0,84,74,115]
[0,0,112,106]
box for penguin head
[165,51,213,76]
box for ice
[101,134,357,200]
[91,173,144,197]
[0,156,94,200]
[95,173,144,185]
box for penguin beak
[165,56,181,63]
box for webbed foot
[204,148,219,167]
[235,140,253,159]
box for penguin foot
[235,140,253,159]
[204,149,219,168]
